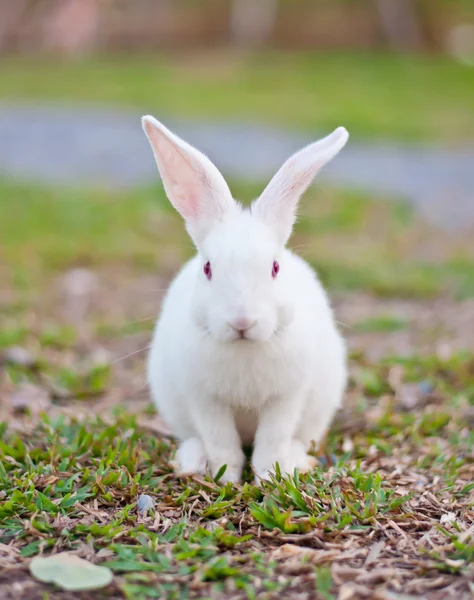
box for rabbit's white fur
[143,115,349,483]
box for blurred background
[0,0,474,413]
[1,0,474,55]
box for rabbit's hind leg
[296,385,343,457]
[254,439,317,482]
[289,439,318,474]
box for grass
[0,51,473,142]
[1,179,474,299]
[1,348,473,598]
[353,315,409,333]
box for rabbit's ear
[142,116,235,243]
[254,127,349,245]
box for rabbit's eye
[272,260,280,278]
[204,261,212,280]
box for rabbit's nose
[229,317,256,334]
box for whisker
[336,320,351,329]
[111,345,151,364]
[289,244,312,251]
[121,315,157,325]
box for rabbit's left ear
[253,127,349,245]
[142,115,235,245]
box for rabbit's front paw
[208,451,245,485]
[173,438,207,475]
[252,447,292,482]
[173,440,243,483]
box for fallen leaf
[271,544,317,560]
[96,548,115,559]
[338,584,357,600]
[30,553,113,591]
[272,544,305,558]
[365,540,385,566]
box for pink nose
[229,317,256,333]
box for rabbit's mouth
[201,316,277,344]
[229,326,274,344]
[233,331,253,342]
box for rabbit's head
[143,116,348,344]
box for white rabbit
[142,115,349,483]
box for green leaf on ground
[30,553,113,591]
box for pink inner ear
[288,163,320,195]
[144,116,236,235]
[145,122,201,221]
[178,192,198,220]
[158,139,201,220]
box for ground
[1,52,474,599]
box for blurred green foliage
[0,52,472,141]
[1,179,473,298]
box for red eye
[272,260,280,278]
[204,261,212,280]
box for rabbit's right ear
[142,116,235,244]
[253,127,349,246]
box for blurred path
[0,104,473,229]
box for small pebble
[137,494,155,515]
[318,454,338,467]
[418,380,434,396]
